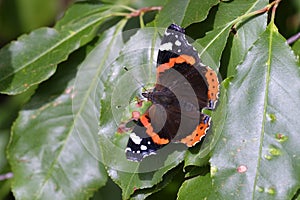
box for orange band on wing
[180,120,209,147]
[140,115,169,145]
[205,67,219,102]
[157,54,196,74]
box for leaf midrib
[251,23,275,199]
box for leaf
[109,164,182,200]
[210,22,300,199]
[129,169,178,200]
[54,2,112,30]
[129,0,168,9]
[155,0,219,27]
[72,19,128,167]
[196,0,268,70]
[0,2,115,95]
[177,173,214,200]
[6,32,119,199]
[226,7,268,76]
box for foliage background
[0,0,299,199]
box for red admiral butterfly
[125,24,219,162]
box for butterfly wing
[154,24,212,140]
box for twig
[128,6,162,17]
[232,0,277,30]
[0,172,13,181]
[232,0,281,31]
[287,32,300,45]
[270,0,280,23]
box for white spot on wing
[175,40,181,46]
[130,133,142,145]
[165,31,171,36]
[159,42,173,51]
[140,145,147,150]
[125,147,132,152]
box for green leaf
[54,2,112,30]
[226,4,268,76]
[155,0,219,27]
[177,173,214,200]
[109,164,182,199]
[72,19,128,167]
[130,166,182,200]
[0,2,115,95]
[196,0,268,70]
[129,0,168,9]
[7,43,109,200]
[210,22,300,199]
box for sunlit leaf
[155,0,219,27]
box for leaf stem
[127,6,162,19]
[111,6,162,25]
[139,13,145,28]
[127,6,162,28]
[232,0,281,30]
[116,5,137,12]
[112,12,134,17]
[112,6,162,27]
[270,0,281,23]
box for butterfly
[125,24,219,162]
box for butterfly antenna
[123,66,148,92]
